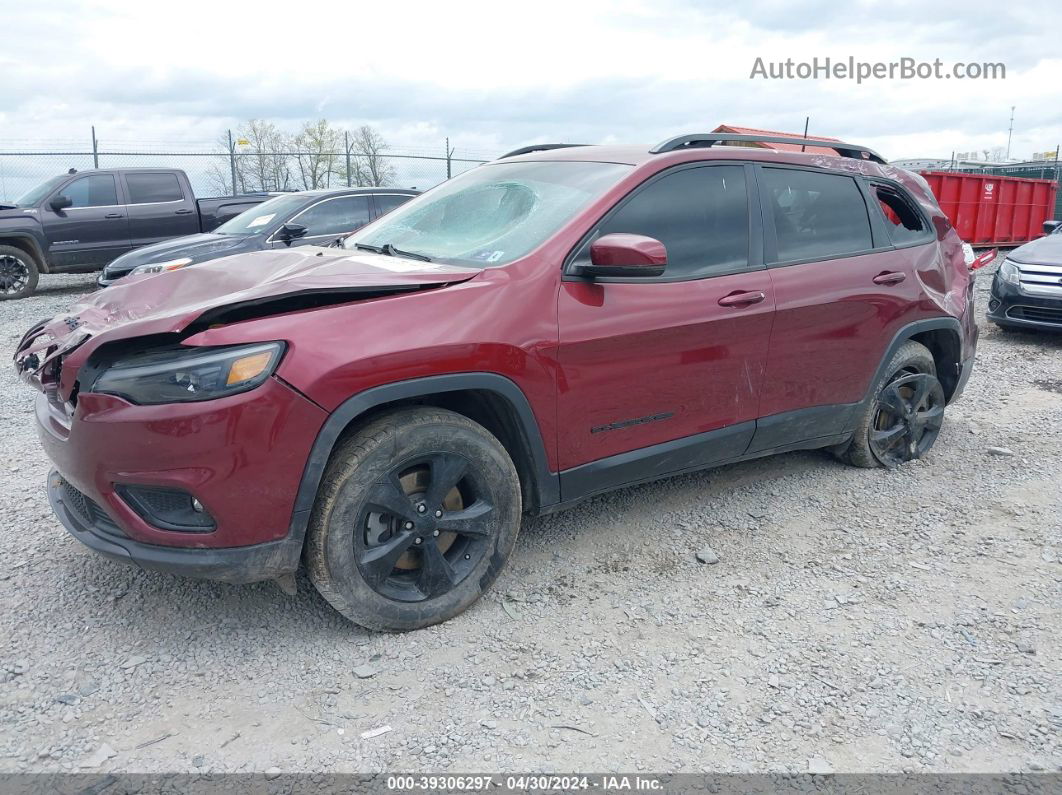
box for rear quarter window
[872,184,931,246]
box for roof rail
[497,143,588,160]
[649,133,887,164]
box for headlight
[997,258,1020,286]
[129,257,193,276]
[90,342,284,404]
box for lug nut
[417,503,427,514]
[414,538,423,545]
[434,509,443,518]
[404,521,414,530]
[432,529,440,537]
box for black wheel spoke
[917,405,944,428]
[878,383,909,418]
[359,530,416,587]
[436,501,493,537]
[365,474,418,522]
[870,424,906,450]
[417,540,457,598]
[910,375,932,410]
[424,453,467,507]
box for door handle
[718,290,766,307]
[104,213,123,219]
[175,208,194,215]
[872,271,906,285]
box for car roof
[497,140,899,181]
[297,187,419,196]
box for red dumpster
[918,171,1058,247]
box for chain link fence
[0,139,495,203]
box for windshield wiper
[353,242,432,262]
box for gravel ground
[0,263,1059,775]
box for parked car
[97,187,419,286]
[16,133,978,631]
[0,168,275,299]
[987,219,1062,331]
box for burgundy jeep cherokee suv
[16,133,978,630]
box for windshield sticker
[470,250,504,262]
[246,213,276,228]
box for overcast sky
[1,0,1058,162]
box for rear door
[750,166,929,452]
[41,173,130,268]
[123,171,198,247]
[270,194,374,248]
[556,162,774,489]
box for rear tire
[0,245,40,300]
[306,408,521,631]
[834,340,944,469]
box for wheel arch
[286,373,559,548]
[0,234,49,274]
[867,318,964,405]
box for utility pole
[228,129,238,196]
[1006,106,1015,161]
[345,131,353,187]
[800,116,809,153]
[91,126,99,169]
[445,137,454,180]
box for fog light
[115,485,216,532]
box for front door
[556,163,774,496]
[271,194,374,248]
[42,173,131,268]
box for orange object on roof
[712,125,842,157]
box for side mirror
[1043,220,1060,236]
[278,222,308,244]
[50,195,72,211]
[573,233,667,278]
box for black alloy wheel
[868,371,945,467]
[356,455,494,602]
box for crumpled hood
[1009,234,1062,265]
[103,233,248,276]
[15,246,481,397]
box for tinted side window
[126,173,184,204]
[294,196,373,237]
[579,165,749,278]
[61,175,118,208]
[762,168,872,262]
[874,185,928,246]
[374,194,413,216]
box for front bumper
[986,275,1062,330]
[36,376,327,579]
[49,471,302,583]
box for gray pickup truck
[0,168,274,299]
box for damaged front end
[14,246,481,410]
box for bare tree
[346,125,397,187]
[236,119,294,192]
[293,119,343,190]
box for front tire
[835,340,945,469]
[306,408,522,631]
[0,245,40,300]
